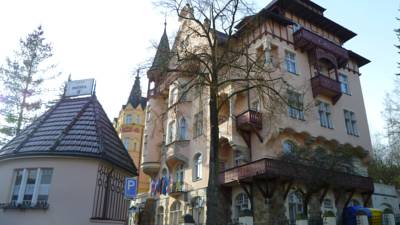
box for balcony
[165,140,190,167]
[311,73,342,104]
[141,162,161,177]
[219,158,374,194]
[293,27,349,67]
[169,181,190,198]
[236,110,262,131]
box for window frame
[344,110,359,136]
[124,114,132,124]
[178,117,188,140]
[318,102,334,129]
[285,50,297,75]
[10,168,53,207]
[167,120,176,144]
[193,153,202,181]
[339,73,351,95]
[287,90,305,121]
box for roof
[348,50,371,68]
[149,26,170,72]
[125,74,147,109]
[266,0,356,43]
[0,96,137,175]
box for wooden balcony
[236,110,262,131]
[294,27,349,67]
[311,73,342,104]
[219,158,374,194]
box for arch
[179,117,188,140]
[170,201,182,225]
[161,167,169,177]
[288,191,304,223]
[234,193,251,219]
[193,153,202,180]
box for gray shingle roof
[0,96,137,175]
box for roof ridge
[12,98,65,153]
[48,97,95,151]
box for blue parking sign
[124,178,137,199]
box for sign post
[124,177,137,199]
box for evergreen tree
[0,26,56,145]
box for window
[169,201,182,225]
[339,74,350,95]
[344,110,359,136]
[319,102,333,129]
[123,138,129,150]
[167,120,176,143]
[11,168,53,207]
[193,112,203,137]
[179,117,188,140]
[288,91,304,120]
[288,191,304,225]
[234,193,250,219]
[193,154,202,180]
[156,206,164,225]
[125,114,132,124]
[323,199,333,209]
[283,140,296,154]
[135,115,141,124]
[285,51,297,74]
[175,164,184,183]
[169,87,178,106]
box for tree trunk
[206,81,222,225]
[16,79,30,135]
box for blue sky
[0,0,398,138]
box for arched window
[170,201,182,225]
[179,117,188,140]
[193,153,202,180]
[234,193,250,218]
[283,140,296,154]
[135,114,141,124]
[168,120,176,143]
[288,191,304,224]
[156,206,164,225]
[125,114,132,124]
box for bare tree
[150,1,300,224]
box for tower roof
[149,24,170,73]
[0,96,137,174]
[126,74,147,109]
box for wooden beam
[255,179,268,199]
[344,190,355,208]
[283,181,293,200]
[319,186,329,203]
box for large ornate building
[140,1,374,225]
[114,75,149,193]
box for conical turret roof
[149,25,170,72]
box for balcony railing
[311,73,342,104]
[169,181,190,197]
[293,27,349,66]
[0,200,49,210]
[219,158,374,193]
[236,110,262,131]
